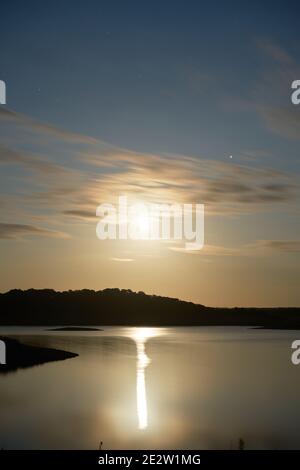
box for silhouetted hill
[0,288,300,328]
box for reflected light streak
[131,328,160,430]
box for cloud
[63,209,96,220]
[257,39,294,65]
[259,105,300,141]
[77,150,296,216]
[225,40,300,142]
[0,106,297,243]
[171,240,300,256]
[254,239,300,253]
[110,257,134,262]
[0,144,67,175]
[171,244,241,256]
[0,107,97,144]
[0,223,69,240]
[254,39,300,141]
[17,149,297,226]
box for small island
[0,337,78,374]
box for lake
[0,326,300,449]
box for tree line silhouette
[0,288,299,328]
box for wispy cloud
[259,106,300,141]
[254,239,300,253]
[0,144,67,175]
[0,106,298,247]
[63,209,97,220]
[171,240,300,256]
[171,244,241,256]
[225,40,300,143]
[76,150,296,216]
[0,107,97,144]
[257,39,294,65]
[254,39,300,141]
[0,223,69,240]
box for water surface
[0,326,300,449]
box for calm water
[0,326,300,449]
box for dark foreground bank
[0,336,78,373]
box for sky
[0,0,300,307]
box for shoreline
[0,336,78,373]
